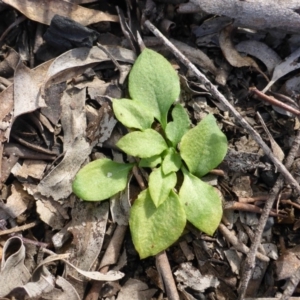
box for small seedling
[72,48,228,259]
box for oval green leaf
[139,155,162,168]
[130,189,186,259]
[179,168,222,235]
[165,104,190,147]
[116,129,168,158]
[161,147,182,175]
[180,114,227,177]
[129,48,180,129]
[112,99,154,130]
[72,158,134,201]
[149,167,177,207]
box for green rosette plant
[72,48,228,259]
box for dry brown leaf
[37,88,90,200]
[2,0,119,26]
[5,181,34,218]
[179,0,300,34]
[66,201,109,278]
[235,40,281,74]
[219,25,268,82]
[13,60,53,120]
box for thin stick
[250,87,300,116]
[144,20,300,194]
[156,251,180,300]
[0,221,39,236]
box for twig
[156,251,180,300]
[218,223,269,262]
[250,87,300,116]
[238,129,300,299]
[144,20,300,194]
[224,201,287,218]
[0,221,39,236]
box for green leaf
[112,99,153,130]
[161,148,182,175]
[117,129,168,158]
[149,167,177,207]
[129,48,180,129]
[179,168,222,236]
[165,104,190,147]
[180,114,227,177]
[139,155,162,168]
[130,189,186,259]
[72,158,134,201]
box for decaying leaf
[263,47,300,93]
[235,40,281,74]
[116,278,157,300]
[0,237,31,297]
[66,201,109,279]
[219,25,268,82]
[174,262,219,292]
[2,0,119,26]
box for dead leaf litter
[1,0,300,299]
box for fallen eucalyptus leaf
[219,25,268,82]
[263,47,300,92]
[235,40,281,74]
[2,0,119,26]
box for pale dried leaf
[13,60,53,121]
[43,276,81,300]
[219,25,268,81]
[35,253,125,281]
[275,245,300,280]
[37,88,90,200]
[0,237,31,297]
[2,0,119,26]
[5,181,34,218]
[44,46,135,88]
[262,243,278,260]
[174,262,219,292]
[263,47,300,92]
[224,249,243,275]
[66,201,109,277]
[235,40,281,74]
[36,198,67,230]
[10,160,47,180]
[116,278,157,300]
